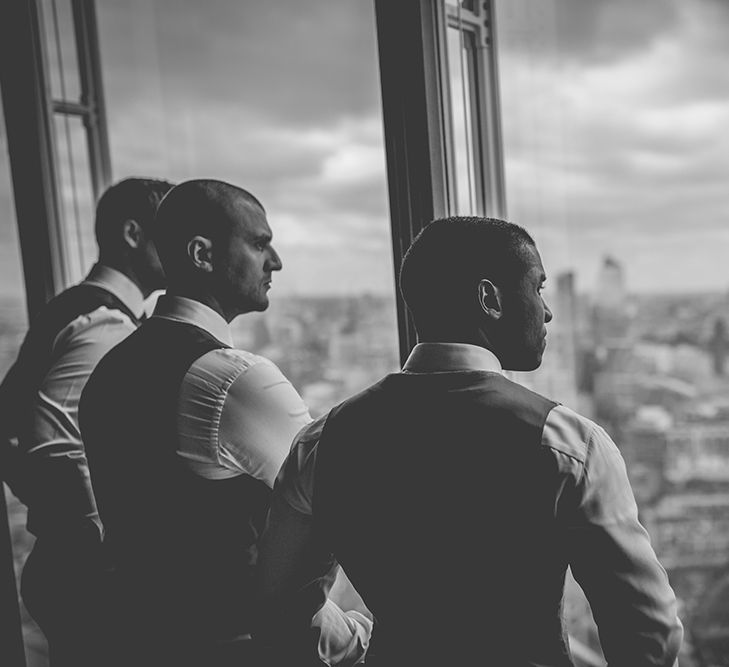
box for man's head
[95,177,175,296]
[154,179,282,322]
[399,216,552,371]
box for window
[38,0,111,287]
[95,0,399,415]
[493,0,729,662]
[443,0,506,217]
[5,1,723,663]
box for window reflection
[495,1,729,663]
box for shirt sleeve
[544,406,683,666]
[276,414,328,515]
[177,349,311,486]
[256,421,372,666]
[25,307,136,535]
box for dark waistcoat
[80,317,271,644]
[314,370,574,666]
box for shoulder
[61,304,135,334]
[542,404,622,476]
[178,348,310,483]
[189,347,273,381]
[184,349,302,413]
[292,413,329,456]
[52,305,135,351]
[25,284,116,337]
[274,413,330,515]
[181,348,298,426]
[44,283,119,321]
[284,413,328,472]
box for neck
[166,287,233,322]
[418,328,487,347]
[417,327,503,358]
[98,258,155,299]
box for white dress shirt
[28,264,146,536]
[151,295,312,486]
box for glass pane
[446,24,478,215]
[96,0,399,416]
[40,0,81,104]
[53,114,96,286]
[495,0,729,663]
[445,0,478,8]
[1,90,48,666]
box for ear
[478,279,503,320]
[187,236,214,272]
[121,219,143,249]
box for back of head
[153,178,264,281]
[399,216,535,335]
[95,177,174,258]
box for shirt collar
[151,295,234,347]
[82,263,146,319]
[402,342,503,374]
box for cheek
[230,258,262,292]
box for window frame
[375,0,507,363]
[0,0,111,316]
[443,0,507,219]
[0,2,111,662]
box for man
[257,216,684,666]
[79,179,370,666]
[0,177,173,666]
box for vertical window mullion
[474,0,507,218]
[71,0,112,200]
[444,0,507,219]
[375,0,451,363]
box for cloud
[3,0,729,299]
[496,0,729,292]
[106,96,391,249]
[96,0,382,127]
[497,0,680,66]
[88,0,394,295]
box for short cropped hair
[95,177,174,251]
[153,179,264,276]
[399,216,535,328]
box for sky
[496,0,729,294]
[2,0,729,299]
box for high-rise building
[592,256,631,347]
[708,317,729,377]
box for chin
[504,353,543,372]
[252,298,270,312]
[525,358,543,372]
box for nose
[267,245,282,272]
[543,298,553,323]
